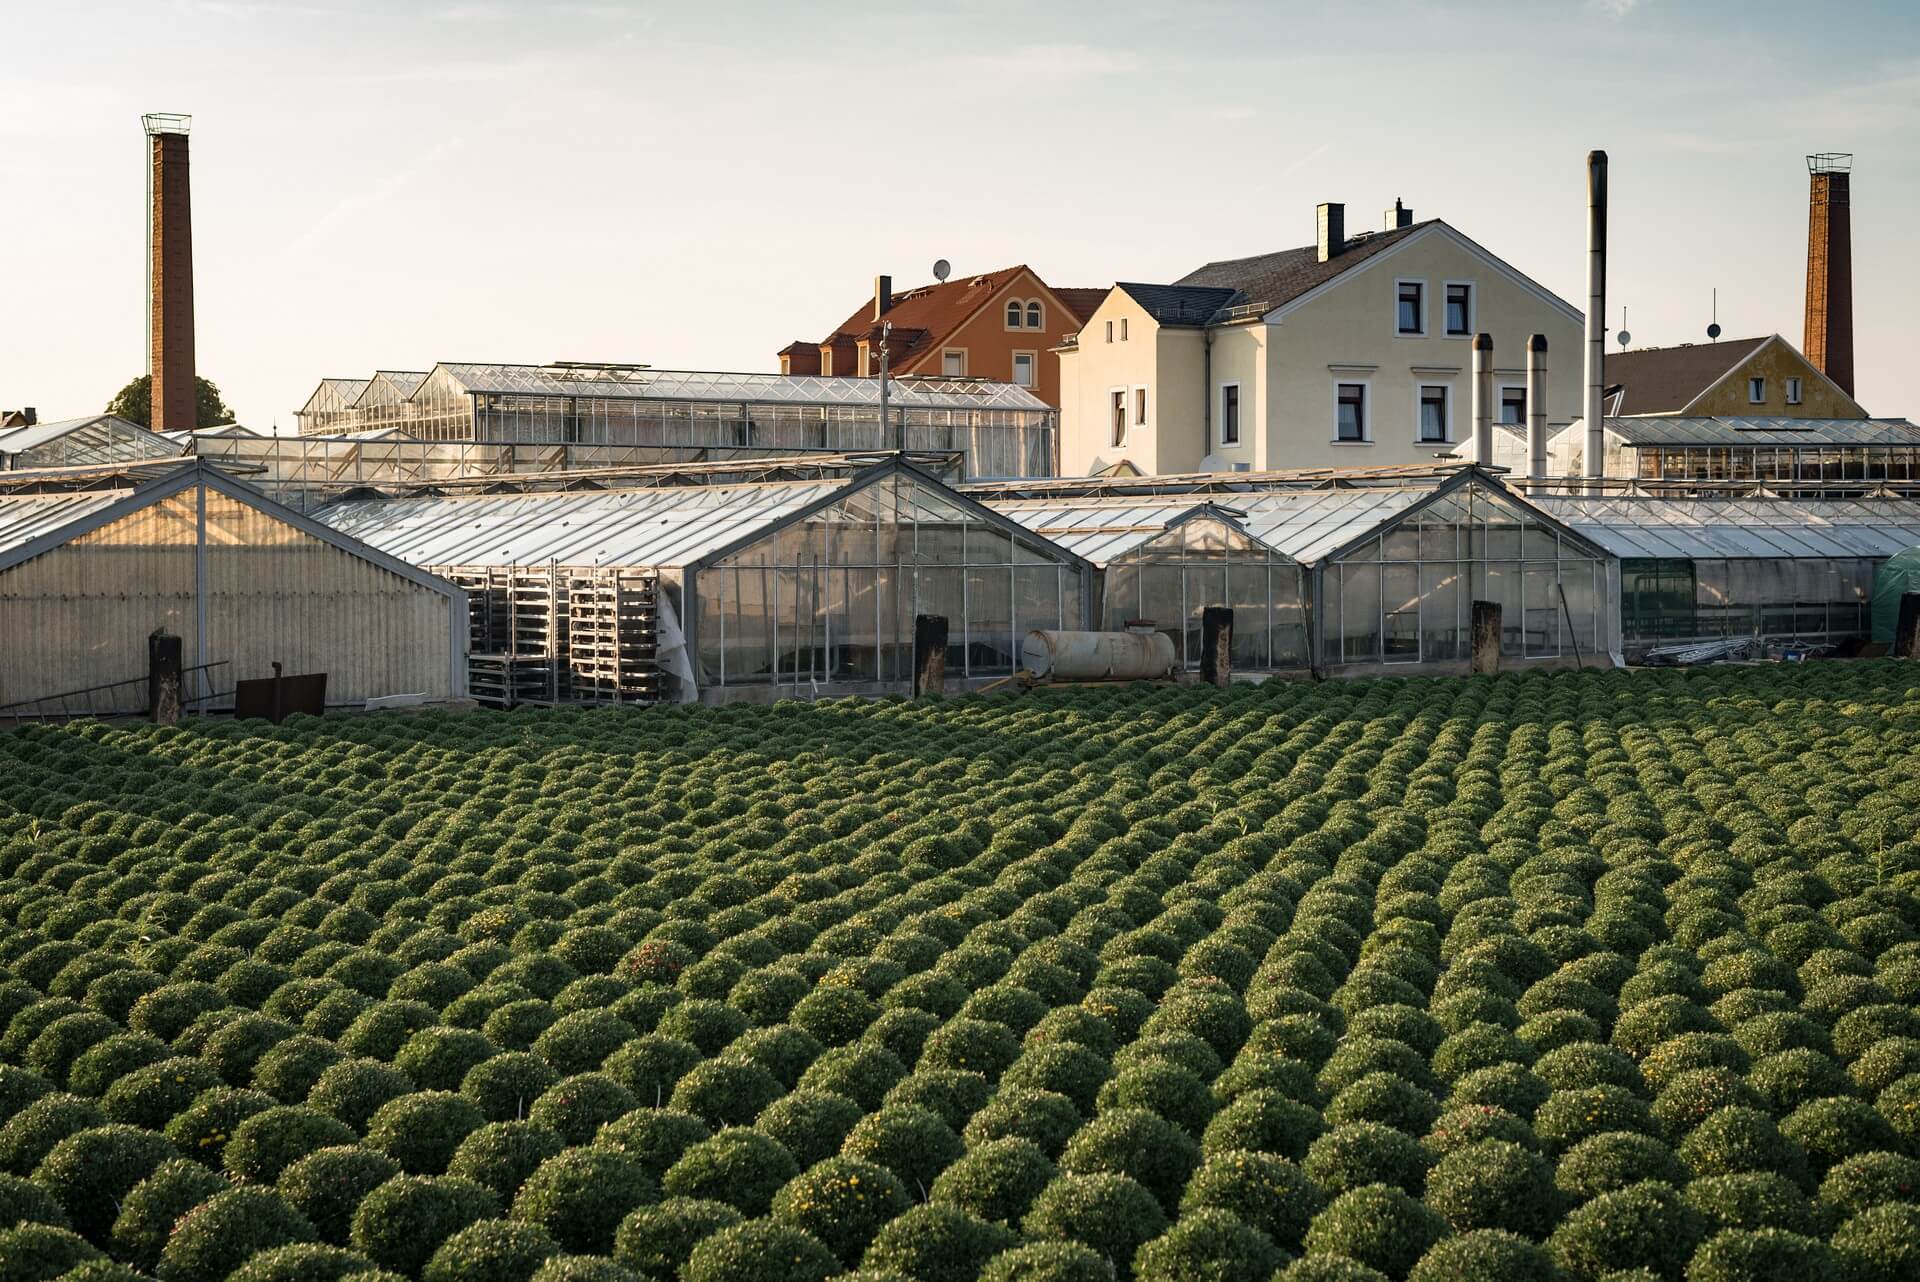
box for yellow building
[1601,334,1866,419]
[1057,202,1585,475]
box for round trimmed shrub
[978,1240,1116,1282]
[224,1242,380,1282]
[1534,1087,1655,1154]
[527,1075,637,1146]
[1303,1184,1448,1281]
[1182,1148,1322,1251]
[1058,1106,1200,1214]
[842,1105,964,1193]
[729,1025,824,1090]
[396,1026,499,1093]
[366,1090,484,1174]
[1780,1096,1898,1175]
[790,983,880,1047]
[156,1185,318,1281]
[223,1105,358,1185]
[1422,1106,1537,1158]
[305,1057,413,1133]
[798,1045,908,1112]
[755,1090,862,1168]
[1830,1202,1920,1282]
[1304,1123,1431,1197]
[1554,1132,1688,1202]
[422,1219,561,1282]
[1450,1064,1548,1120]
[446,1122,566,1202]
[1325,1073,1441,1137]
[928,1137,1054,1227]
[29,1123,175,1242]
[1547,1180,1704,1282]
[670,1057,784,1129]
[463,1052,561,1123]
[532,1011,636,1077]
[683,1218,839,1282]
[1133,1207,1288,1282]
[250,1035,347,1104]
[1,1094,105,1175]
[963,1088,1082,1159]
[276,1145,402,1245]
[1683,1173,1816,1235]
[110,1158,228,1268]
[349,1174,499,1276]
[860,1202,1018,1282]
[1406,1230,1557,1282]
[1022,1173,1167,1274]
[601,1035,702,1105]
[772,1156,909,1263]
[0,1223,102,1280]
[511,1147,654,1254]
[1676,1107,1808,1189]
[1684,1227,1838,1282]
[1424,1139,1557,1237]
[613,1197,742,1277]
[883,1069,990,1132]
[663,1128,800,1216]
[0,1170,67,1231]
[1816,1151,1920,1220]
[1536,1043,1644,1095]
[1204,1088,1325,1163]
[1650,1069,1766,1137]
[99,1057,221,1131]
[1747,1049,1850,1112]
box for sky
[3,0,1918,431]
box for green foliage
[423,1218,561,1282]
[1134,1207,1289,1282]
[349,1174,498,1276]
[1024,1173,1167,1273]
[510,1147,653,1254]
[1406,1230,1557,1282]
[1303,1184,1448,1281]
[109,1158,228,1268]
[862,1203,1019,1282]
[1182,1148,1322,1252]
[663,1128,799,1216]
[155,1185,318,1281]
[772,1156,910,1263]
[1548,1180,1704,1282]
[275,1145,402,1245]
[104,373,234,430]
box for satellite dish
[1707,322,1722,339]
[932,259,951,283]
[1618,331,1632,348]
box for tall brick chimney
[1804,153,1854,397]
[144,113,195,432]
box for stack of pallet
[566,570,662,704]
[439,566,569,708]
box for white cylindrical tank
[1022,629,1180,681]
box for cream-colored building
[1057,202,1585,475]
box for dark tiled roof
[1115,283,1241,326]
[1605,337,1770,415]
[1052,288,1112,324]
[1174,219,1436,312]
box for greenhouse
[315,457,1091,704]
[0,414,183,470]
[985,467,1615,673]
[1533,494,1920,649]
[294,363,1058,479]
[1538,416,1920,490]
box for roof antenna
[1617,305,1631,349]
[1707,288,1721,340]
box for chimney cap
[142,112,192,136]
[1527,334,1548,352]
[1807,152,1853,174]
[1473,333,1494,352]
[1587,149,1607,164]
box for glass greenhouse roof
[431,364,1052,412]
[1533,495,1920,559]
[1577,417,1920,448]
[0,491,129,557]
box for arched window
[1025,301,1042,329]
[1006,301,1023,328]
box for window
[1396,280,1425,335]
[1026,302,1042,329]
[1119,318,1129,341]
[1006,301,1023,328]
[1748,376,1766,404]
[1418,385,1449,443]
[1445,282,1473,336]
[856,345,869,378]
[1105,321,1114,343]
[943,350,966,376]
[1336,383,1367,441]
[1111,390,1127,447]
[1219,384,1241,446]
[1012,352,1035,387]
[1500,386,1527,425]
[1134,387,1147,426]
[820,349,833,377]
[1786,376,1803,405]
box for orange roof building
[779,266,1104,410]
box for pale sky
[3,0,1917,430]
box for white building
[1057,201,1585,475]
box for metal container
[1021,629,1179,682]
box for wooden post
[913,614,948,697]
[1896,593,1920,659]
[148,629,183,724]
[1200,606,1233,689]
[1471,600,1502,674]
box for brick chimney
[144,113,196,432]
[1804,154,1854,397]
[1317,203,1345,262]
[873,274,893,321]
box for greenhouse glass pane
[1524,563,1559,657]
[1273,567,1308,667]
[1420,562,1463,660]
[1014,565,1062,639]
[1339,561,1383,664]
[1383,563,1419,662]
[1228,560,1270,669]
[966,566,1015,675]
[1139,566,1187,665]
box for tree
[106,374,234,430]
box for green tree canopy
[107,374,234,430]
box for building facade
[778,266,1104,410]
[1601,334,1865,420]
[1057,204,1586,475]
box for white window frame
[1415,383,1452,444]
[1109,386,1129,448]
[1786,376,1803,405]
[1133,385,1148,427]
[1005,300,1025,330]
[1025,301,1043,330]
[1332,377,1372,444]
[1442,280,1475,337]
[942,348,968,377]
[1011,350,1037,388]
[1394,278,1428,337]
[1497,383,1528,427]
[1218,381,1242,448]
[1748,376,1766,404]
[856,343,870,379]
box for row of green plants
[0,664,1917,1282]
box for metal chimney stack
[1526,334,1549,480]
[144,113,195,433]
[1804,153,1854,397]
[1584,150,1607,480]
[1470,333,1494,466]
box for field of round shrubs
[0,663,1918,1282]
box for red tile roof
[795,266,1093,374]
[1052,288,1111,324]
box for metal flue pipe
[1584,150,1607,480]
[1471,333,1494,466]
[1527,333,1549,479]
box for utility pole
[876,321,898,451]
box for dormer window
[1025,302,1042,329]
[1006,301,1023,329]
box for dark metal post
[1200,606,1233,689]
[148,628,182,724]
[1895,593,1920,659]
[271,661,284,723]
[1471,600,1502,674]
[913,614,948,697]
